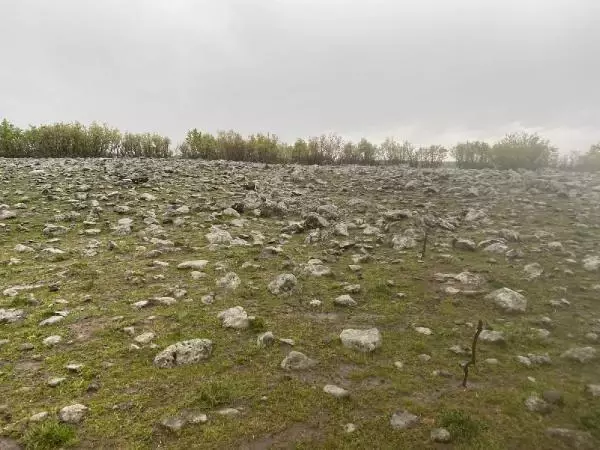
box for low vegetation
[2,118,598,171]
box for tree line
[1,119,599,171]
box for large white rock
[217,306,249,329]
[59,404,88,424]
[268,273,297,295]
[485,288,527,313]
[340,328,382,352]
[153,339,213,368]
[216,272,241,290]
[583,256,600,272]
[0,308,26,323]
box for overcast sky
[1,0,599,151]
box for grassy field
[1,159,600,449]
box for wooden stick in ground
[462,319,484,388]
[421,227,429,259]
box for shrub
[438,410,485,442]
[492,132,557,170]
[23,421,77,449]
[453,141,493,169]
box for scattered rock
[153,339,213,368]
[340,328,382,352]
[390,410,419,430]
[280,351,316,370]
[485,288,527,313]
[59,403,88,423]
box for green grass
[438,409,486,442]
[22,421,77,450]
[1,159,600,449]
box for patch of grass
[22,421,77,450]
[438,410,486,442]
[249,316,266,331]
[579,407,600,439]
[193,381,235,408]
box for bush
[23,421,77,449]
[453,141,493,169]
[438,410,485,442]
[492,132,557,170]
[0,119,171,158]
[409,145,447,168]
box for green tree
[492,132,557,170]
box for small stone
[39,315,64,326]
[29,411,49,422]
[323,384,349,398]
[309,299,322,307]
[280,351,316,370]
[134,332,156,344]
[517,356,531,366]
[160,416,186,432]
[344,423,356,433]
[257,331,275,348]
[178,260,209,270]
[340,328,382,353]
[65,363,83,372]
[394,361,404,369]
[59,403,88,423]
[585,384,600,397]
[415,326,432,336]
[418,354,432,362]
[479,330,505,344]
[216,408,240,416]
[525,394,551,414]
[216,272,241,291]
[390,410,419,430]
[431,427,452,443]
[48,377,66,387]
[334,295,357,307]
[485,358,499,365]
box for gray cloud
[1,0,599,151]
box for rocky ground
[1,158,600,449]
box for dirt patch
[67,316,110,341]
[239,422,324,450]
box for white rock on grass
[323,384,349,398]
[153,339,213,368]
[43,335,62,347]
[134,332,156,345]
[216,272,241,291]
[561,347,597,363]
[29,411,49,422]
[390,410,419,429]
[334,295,357,307]
[59,404,88,424]
[340,328,382,352]
[177,260,208,270]
[268,274,297,295]
[582,255,600,272]
[479,330,505,344]
[280,351,316,370]
[257,331,275,347]
[0,308,26,323]
[414,327,432,336]
[431,427,452,443]
[485,288,527,313]
[217,306,249,330]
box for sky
[1,0,599,152]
